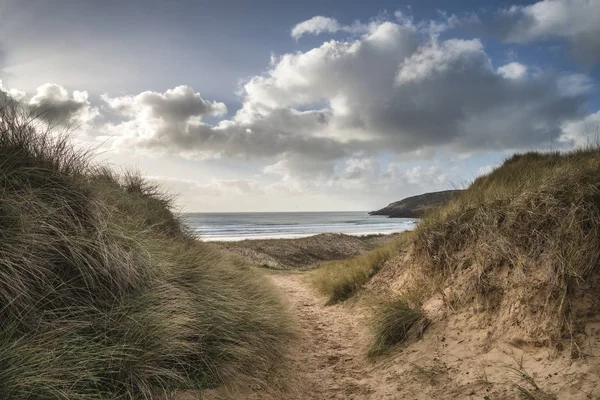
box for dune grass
[368,298,428,357]
[417,149,600,276]
[0,102,293,399]
[414,147,600,341]
[308,233,413,304]
[363,148,600,357]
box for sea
[180,212,417,242]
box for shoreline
[200,228,414,242]
[182,212,417,243]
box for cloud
[497,62,528,80]
[102,93,348,161]
[263,154,336,181]
[290,16,366,39]
[100,85,339,159]
[246,21,585,153]
[102,85,227,121]
[494,0,600,64]
[0,80,26,102]
[476,164,495,176]
[146,175,265,198]
[28,83,98,124]
[402,166,447,186]
[144,175,268,211]
[97,16,590,184]
[556,73,596,97]
[0,81,98,128]
[559,109,600,148]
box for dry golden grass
[414,148,600,343]
[367,297,428,357]
[308,233,413,304]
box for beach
[181,212,417,242]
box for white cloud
[102,85,226,121]
[29,83,99,125]
[556,73,596,97]
[291,17,341,39]
[497,62,528,80]
[396,38,486,84]
[0,80,26,101]
[495,0,600,64]
[0,81,98,130]
[149,175,265,197]
[560,109,600,148]
[291,16,366,39]
[402,166,447,186]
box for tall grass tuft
[0,100,293,399]
[368,298,428,357]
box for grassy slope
[0,104,293,399]
[308,233,413,304]
[311,148,600,357]
[415,148,600,343]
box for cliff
[369,189,463,218]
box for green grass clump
[368,298,428,357]
[309,234,412,304]
[415,147,600,340]
[0,101,293,399]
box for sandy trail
[191,266,600,400]
[268,272,374,400]
[193,271,378,400]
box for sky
[1,0,599,212]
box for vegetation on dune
[0,102,293,399]
[314,147,600,358]
[414,147,600,343]
[308,233,413,304]
[367,298,428,358]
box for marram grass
[0,101,293,399]
[415,147,600,342]
[309,234,412,304]
[368,298,428,357]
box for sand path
[267,272,374,400]
[193,271,387,400]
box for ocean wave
[181,212,417,242]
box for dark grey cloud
[381,43,587,151]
